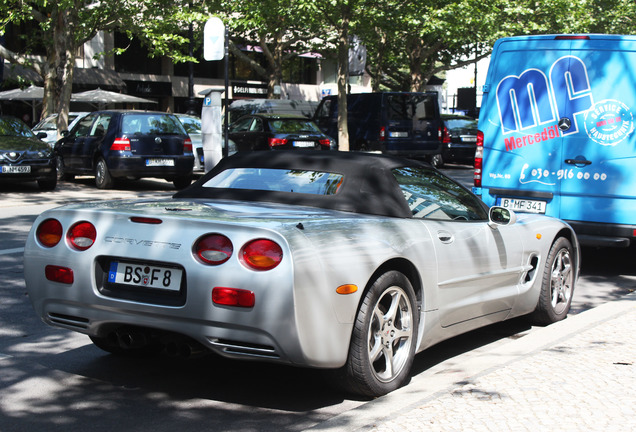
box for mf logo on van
[496,56,594,137]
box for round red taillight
[67,221,97,251]
[36,219,63,248]
[194,234,233,265]
[241,239,283,271]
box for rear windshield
[121,114,186,135]
[387,94,437,121]
[202,168,344,195]
[269,119,321,133]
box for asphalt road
[0,170,634,431]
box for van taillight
[474,131,484,187]
[441,126,451,144]
[183,137,193,154]
[379,126,386,141]
[111,138,131,151]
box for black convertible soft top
[174,151,430,218]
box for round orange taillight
[194,234,233,265]
[67,221,97,251]
[36,219,63,248]
[241,239,283,271]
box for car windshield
[0,117,36,137]
[268,119,321,133]
[121,114,186,135]
[202,168,344,195]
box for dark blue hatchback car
[55,110,194,189]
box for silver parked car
[24,151,579,397]
[32,112,89,147]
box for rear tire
[341,271,418,397]
[56,156,74,181]
[531,237,575,325]
[95,158,113,189]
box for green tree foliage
[218,0,324,98]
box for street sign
[204,17,225,61]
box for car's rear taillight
[268,137,288,147]
[379,126,386,141]
[45,265,74,284]
[319,139,331,147]
[67,221,97,251]
[111,137,131,151]
[474,130,484,187]
[183,137,193,154]
[194,234,233,265]
[241,239,283,271]
[36,219,63,247]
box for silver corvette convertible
[24,151,579,397]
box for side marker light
[336,284,358,295]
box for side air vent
[524,255,540,283]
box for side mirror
[488,206,517,229]
[36,132,48,139]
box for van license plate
[389,131,408,138]
[146,158,175,167]
[498,198,546,214]
[108,261,182,291]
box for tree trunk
[336,3,351,151]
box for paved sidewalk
[312,292,636,431]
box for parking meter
[200,88,223,172]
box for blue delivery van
[474,34,636,247]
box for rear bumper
[107,155,194,179]
[565,220,636,248]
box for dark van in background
[313,92,442,157]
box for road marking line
[0,248,24,255]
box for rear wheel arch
[363,258,424,320]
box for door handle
[565,159,592,166]
[437,231,453,244]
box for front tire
[531,237,575,325]
[342,271,418,397]
[95,158,113,189]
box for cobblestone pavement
[312,293,636,432]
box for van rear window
[387,94,437,121]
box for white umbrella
[0,85,44,100]
[71,88,157,106]
[0,85,45,122]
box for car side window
[89,114,111,137]
[73,115,96,138]
[230,117,254,132]
[392,167,487,221]
[250,118,263,132]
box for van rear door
[556,37,636,228]
[479,37,570,217]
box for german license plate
[2,165,31,173]
[389,131,408,138]
[461,136,477,142]
[498,198,547,214]
[108,261,182,291]
[293,141,315,148]
[146,158,175,167]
